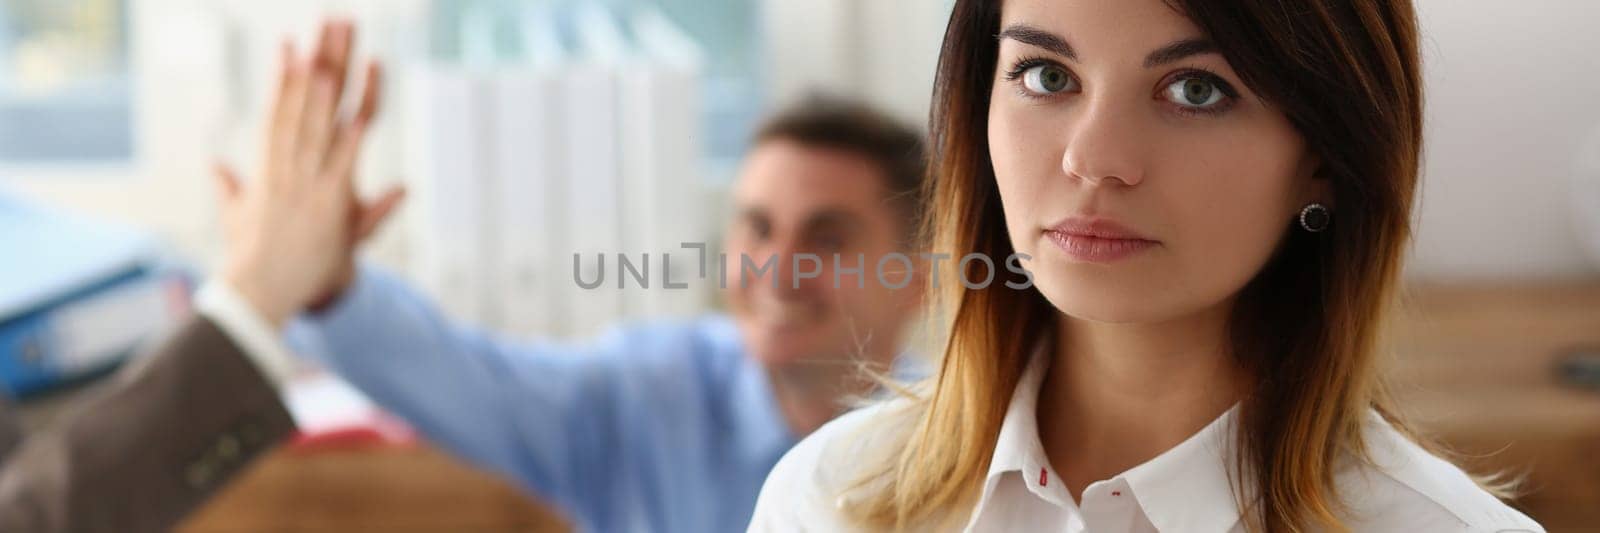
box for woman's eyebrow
[997,24,1076,60]
[1144,37,1218,67]
[997,24,1218,69]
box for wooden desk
[175,444,570,533]
[1387,281,1600,531]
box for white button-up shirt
[749,347,1544,532]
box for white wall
[761,0,949,128]
[1409,0,1600,280]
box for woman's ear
[1299,152,1334,210]
[1308,174,1334,210]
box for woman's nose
[1059,100,1147,187]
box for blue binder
[0,193,183,398]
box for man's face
[723,139,919,368]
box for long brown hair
[844,0,1440,531]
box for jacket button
[218,434,241,461]
[185,461,215,488]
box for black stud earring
[1299,203,1331,233]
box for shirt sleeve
[193,279,298,388]
[283,264,640,525]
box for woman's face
[988,0,1326,323]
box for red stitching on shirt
[1039,468,1048,486]
[1112,490,1122,497]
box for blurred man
[0,20,379,532]
[205,22,927,533]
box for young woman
[748,0,1544,531]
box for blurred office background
[0,0,1597,531]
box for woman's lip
[1044,231,1159,263]
[1046,216,1155,241]
[1043,217,1159,263]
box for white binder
[400,4,715,338]
[401,66,494,324]
[557,5,628,338]
[490,7,568,337]
[618,8,709,320]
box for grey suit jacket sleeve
[0,397,18,466]
[0,315,296,533]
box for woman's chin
[1033,279,1179,325]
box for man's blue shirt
[288,267,800,533]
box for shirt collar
[976,343,1247,533]
[1119,402,1245,533]
[981,343,1071,508]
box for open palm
[215,20,404,327]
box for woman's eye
[1022,64,1076,95]
[1164,77,1226,108]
